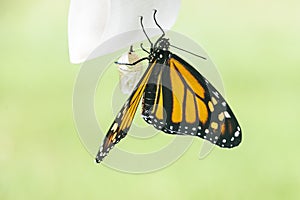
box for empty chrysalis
[117,46,143,94]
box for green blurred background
[1,0,300,199]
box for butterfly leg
[114,57,149,66]
[140,43,150,54]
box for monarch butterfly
[95,10,241,163]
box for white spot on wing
[224,111,231,118]
[111,123,118,132]
[117,112,121,119]
[234,131,240,137]
[213,91,220,98]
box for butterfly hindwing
[142,53,241,148]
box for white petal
[68,0,181,64]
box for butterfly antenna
[140,16,153,49]
[170,44,207,60]
[153,9,165,37]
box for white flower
[68,0,181,64]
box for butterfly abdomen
[142,84,157,114]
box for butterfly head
[156,38,170,51]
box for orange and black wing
[142,54,241,148]
[95,61,156,163]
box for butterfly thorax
[149,38,171,64]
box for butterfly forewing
[142,53,241,148]
[95,62,156,163]
[203,76,242,148]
